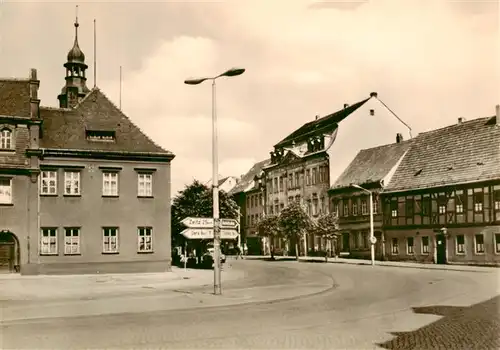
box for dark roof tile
[40,87,172,155]
[385,116,500,192]
[274,97,370,148]
[332,140,413,189]
[229,159,271,195]
[0,79,31,118]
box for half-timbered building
[382,111,500,265]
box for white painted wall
[326,96,413,185]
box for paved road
[1,260,499,349]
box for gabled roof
[229,159,271,196]
[0,79,31,118]
[274,97,370,148]
[331,139,414,190]
[40,87,173,156]
[385,116,500,192]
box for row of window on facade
[247,213,263,227]
[332,195,380,217]
[386,188,500,218]
[268,165,329,194]
[342,232,500,256]
[247,192,263,209]
[0,169,154,204]
[39,227,153,255]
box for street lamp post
[184,67,245,295]
[351,184,376,266]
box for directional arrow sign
[181,228,239,240]
[181,217,213,229]
[181,217,238,229]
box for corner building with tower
[0,16,175,275]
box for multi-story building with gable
[381,112,500,265]
[263,93,413,255]
[0,17,175,275]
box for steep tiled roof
[40,87,172,155]
[332,140,413,189]
[274,97,370,148]
[385,116,500,192]
[0,79,31,118]
[229,159,271,195]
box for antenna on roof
[93,19,97,88]
[119,65,122,110]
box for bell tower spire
[58,5,90,109]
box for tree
[256,215,281,259]
[312,212,340,262]
[171,180,240,250]
[279,201,313,260]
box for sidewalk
[238,255,499,273]
[0,266,246,302]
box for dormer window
[86,130,116,142]
[0,128,13,149]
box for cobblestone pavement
[1,260,499,349]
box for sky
[1,0,498,197]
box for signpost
[181,228,239,240]
[181,217,238,230]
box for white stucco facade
[326,96,413,185]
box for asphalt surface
[1,260,499,349]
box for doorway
[436,234,447,264]
[0,231,20,273]
[341,232,350,252]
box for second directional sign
[181,217,238,229]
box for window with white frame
[421,236,429,254]
[438,204,446,214]
[103,227,118,253]
[0,178,12,204]
[343,202,349,217]
[456,235,465,254]
[64,228,80,255]
[0,128,12,149]
[64,171,80,195]
[474,234,484,254]
[407,237,414,254]
[494,189,500,211]
[495,234,500,254]
[41,170,57,195]
[102,172,119,196]
[352,200,358,216]
[137,173,153,197]
[373,198,379,214]
[40,228,57,255]
[473,192,483,213]
[138,227,153,252]
[361,199,368,215]
[455,191,464,213]
[391,238,399,254]
[391,200,398,217]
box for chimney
[29,68,40,119]
[370,92,378,98]
[344,103,349,109]
[496,105,499,126]
[396,133,403,143]
[458,117,463,125]
[315,115,320,120]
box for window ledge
[0,203,13,207]
[102,251,119,255]
[40,253,59,256]
[63,194,81,197]
[137,251,154,254]
[138,196,154,199]
[64,253,81,256]
[0,148,15,153]
[474,252,485,255]
[102,195,119,198]
[40,194,58,197]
